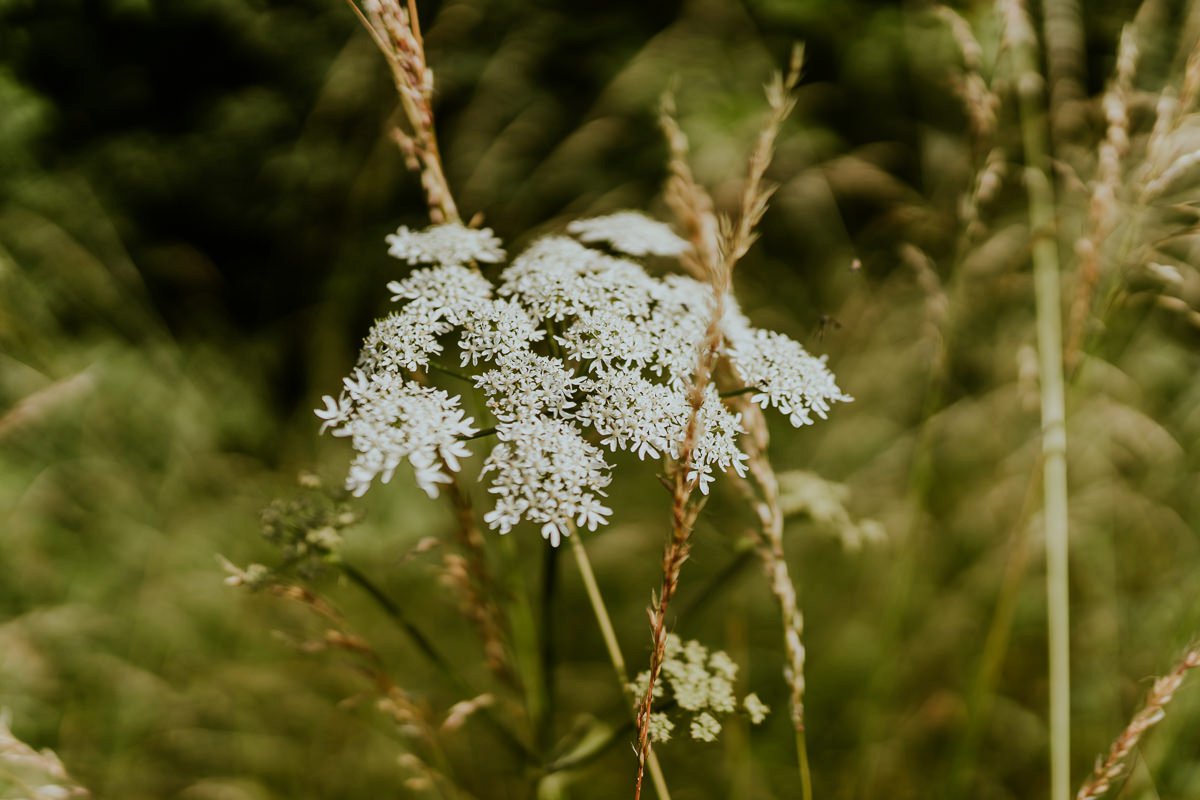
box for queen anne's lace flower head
[568,211,690,257]
[556,309,655,370]
[688,388,749,494]
[643,275,715,383]
[386,222,506,267]
[357,304,450,374]
[499,236,657,322]
[318,219,850,543]
[576,368,685,460]
[458,298,545,367]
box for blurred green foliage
[3,1,1200,799]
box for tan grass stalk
[1075,644,1200,800]
[1065,25,1138,372]
[730,397,812,800]
[1042,0,1088,142]
[346,0,518,689]
[1002,2,1073,798]
[345,0,459,223]
[935,6,999,145]
[632,49,803,800]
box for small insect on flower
[815,314,843,341]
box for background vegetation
[3,0,1199,798]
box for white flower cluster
[628,634,768,743]
[316,370,477,498]
[729,329,853,426]
[567,211,690,257]
[481,416,612,546]
[386,222,506,267]
[317,213,850,543]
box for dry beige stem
[346,2,514,685]
[1066,25,1138,372]
[1075,644,1200,800]
[733,400,807,733]
[346,0,459,223]
[936,6,1000,144]
[633,48,804,800]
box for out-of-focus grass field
[3,1,1200,798]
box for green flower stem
[499,536,548,746]
[568,534,671,799]
[1010,8,1072,799]
[336,561,536,764]
[538,542,560,750]
[428,361,475,383]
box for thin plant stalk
[538,542,560,749]
[344,0,459,223]
[568,534,671,799]
[633,49,804,800]
[1004,2,1072,798]
[1075,644,1200,800]
[348,0,517,692]
[335,561,536,763]
[731,396,812,800]
[499,535,548,740]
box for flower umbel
[316,214,849,544]
[318,371,477,498]
[386,222,506,268]
[628,634,768,743]
[568,211,691,257]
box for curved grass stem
[336,561,536,764]
[568,534,671,799]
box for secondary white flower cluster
[386,222,506,268]
[566,211,690,257]
[316,214,850,544]
[628,634,769,743]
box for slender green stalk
[338,561,446,668]
[798,735,813,800]
[1008,4,1072,798]
[568,535,671,799]
[499,536,547,743]
[335,561,537,763]
[538,543,560,749]
[428,361,475,383]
